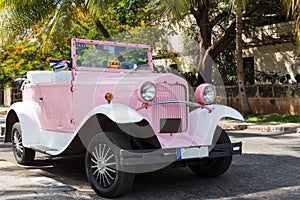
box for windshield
[74,41,151,70]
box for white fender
[43,103,144,156]
[7,103,144,156]
[75,103,144,131]
[7,102,42,146]
[189,104,244,145]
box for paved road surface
[0,125,300,199]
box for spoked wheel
[189,127,232,178]
[90,143,117,188]
[11,122,35,165]
[85,132,135,198]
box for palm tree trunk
[94,18,111,39]
[236,0,251,113]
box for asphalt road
[0,127,300,199]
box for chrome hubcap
[91,144,116,188]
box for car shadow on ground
[125,153,300,199]
[9,153,299,199]
[1,133,300,199]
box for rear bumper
[120,142,242,166]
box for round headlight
[140,82,156,102]
[195,84,216,105]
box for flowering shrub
[0,33,70,87]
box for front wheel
[189,128,232,178]
[11,122,35,165]
[85,132,135,198]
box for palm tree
[283,0,300,51]
[153,0,252,113]
[0,0,110,46]
[229,0,251,113]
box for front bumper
[120,142,242,166]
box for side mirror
[50,60,70,72]
[14,78,26,90]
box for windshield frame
[71,38,154,73]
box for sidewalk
[220,120,300,133]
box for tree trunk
[94,18,111,40]
[4,87,11,107]
[190,0,212,85]
[236,1,251,114]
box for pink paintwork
[23,73,74,133]
[6,38,245,199]
[72,69,190,148]
[70,39,195,148]
[19,38,224,150]
[195,83,216,105]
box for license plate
[177,147,209,160]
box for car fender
[76,103,144,129]
[188,104,244,145]
[70,103,146,152]
[5,102,42,146]
[75,103,144,136]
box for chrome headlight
[195,84,216,105]
[139,82,156,102]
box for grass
[244,114,300,123]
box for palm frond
[84,0,109,17]
[0,0,80,50]
[283,0,299,17]
[283,0,300,53]
[43,0,78,48]
[151,0,189,21]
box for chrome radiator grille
[153,83,188,133]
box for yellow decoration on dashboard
[108,60,121,68]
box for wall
[243,42,299,82]
[226,84,300,115]
[243,21,299,83]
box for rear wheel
[11,122,35,165]
[85,132,135,198]
[189,128,232,178]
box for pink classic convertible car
[4,38,243,198]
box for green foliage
[69,11,102,40]
[245,113,300,123]
[182,71,198,87]
[254,70,280,84]
[283,0,300,54]
[99,0,159,42]
[0,0,155,46]
[215,50,237,86]
[0,25,71,87]
[0,0,155,87]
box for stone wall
[226,84,300,115]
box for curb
[221,120,300,133]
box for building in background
[243,21,299,84]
